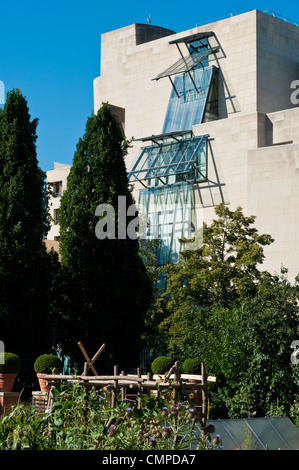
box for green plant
[0,353,21,373]
[151,356,173,374]
[33,355,62,374]
[182,359,202,375]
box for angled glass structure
[128,134,208,187]
[138,182,194,266]
[162,66,218,133]
[153,49,218,82]
[128,31,219,268]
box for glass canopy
[153,48,218,81]
[128,134,208,187]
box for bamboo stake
[78,342,98,376]
[121,371,127,401]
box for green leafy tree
[160,204,274,354]
[0,89,55,384]
[158,204,299,419]
[57,103,152,371]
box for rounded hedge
[34,355,63,374]
[182,358,202,375]
[151,356,173,374]
[0,353,21,373]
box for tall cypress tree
[0,89,54,384]
[58,103,152,371]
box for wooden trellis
[42,342,216,427]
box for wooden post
[111,365,118,407]
[83,362,89,376]
[173,362,179,404]
[137,368,142,409]
[121,371,127,401]
[146,372,152,396]
[78,342,105,376]
[82,362,90,421]
[201,362,207,427]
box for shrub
[151,356,173,374]
[34,355,63,374]
[182,358,202,375]
[0,353,21,373]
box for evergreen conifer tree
[58,103,152,371]
[0,89,54,384]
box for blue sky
[1,1,299,172]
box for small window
[53,181,63,197]
[54,209,59,225]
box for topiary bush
[182,358,202,375]
[151,356,173,374]
[34,354,63,374]
[0,353,21,373]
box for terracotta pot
[36,373,51,392]
[0,373,18,392]
[153,374,165,382]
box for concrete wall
[256,10,299,114]
[247,141,299,278]
[46,162,72,241]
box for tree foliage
[57,103,152,371]
[0,89,55,384]
[158,204,299,419]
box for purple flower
[125,407,132,415]
[108,424,116,435]
[171,406,178,414]
[161,406,168,416]
[163,427,172,437]
[212,434,221,445]
[149,436,156,447]
[98,396,104,401]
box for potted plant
[0,353,21,392]
[151,356,173,381]
[182,358,202,385]
[34,354,63,392]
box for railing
[263,10,299,27]
[195,10,299,28]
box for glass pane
[162,66,214,134]
[138,183,193,266]
[205,421,239,450]
[268,417,299,450]
[153,49,215,80]
[129,136,207,186]
[221,419,265,450]
[245,418,291,450]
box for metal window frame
[128,134,209,187]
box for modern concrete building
[48,9,299,280]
